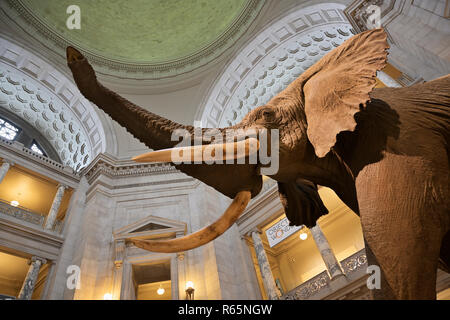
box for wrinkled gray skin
[67,28,449,300]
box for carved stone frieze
[83,153,182,184]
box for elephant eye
[262,110,274,119]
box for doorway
[132,260,172,300]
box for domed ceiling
[3,0,265,79]
[23,0,246,63]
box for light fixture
[185,281,195,300]
[10,200,19,207]
[103,293,112,300]
[299,232,308,240]
[157,285,165,296]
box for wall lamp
[185,281,195,300]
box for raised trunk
[67,48,263,199]
[67,50,193,151]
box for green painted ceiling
[21,0,247,63]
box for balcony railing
[0,198,63,233]
[281,249,367,300]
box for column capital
[1,159,14,166]
[30,256,47,265]
[56,184,67,190]
[176,252,185,261]
[247,228,261,237]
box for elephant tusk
[132,137,259,163]
[130,190,251,253]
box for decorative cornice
[2,0,266,80]
[83,152,181,185]
[0,136,80,187]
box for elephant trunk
[67,47,193,151]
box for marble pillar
[44,184,66,230]
[377,70,402,87]
[177,252,186,300]
[18,256,47,300]
[0,160,12,183]
[250,231,280,300]
[310,224,344,279]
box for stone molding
[0,197,45,227]
[2,0,266,80]
[0,37,106,170]
[113,214,187,242]
[83,153,183,184]
[0,137,80,188]
[198,2,355,128]
[0,214,64,261]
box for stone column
[44,184,66,230]
[176,252,186,300]
[0,160,12,183]
[250,230,280,300]
[112,240,125,300]
[377,71,402,87]
[18,256,47,300]
[310,224,344,279]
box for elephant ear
[302,28,389,157]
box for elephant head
[66,28,389,253]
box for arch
[0,37,107,171]
[198,2,355,128]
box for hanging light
[157,285,165,296]
[10,200,19,207]
[299,232,307,240]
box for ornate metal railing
[0,198,45,226]
[340,250,367,275]
[0,198,64,232]
[282,249,367,300]
[282,270,330,300]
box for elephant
[66,28,449,300]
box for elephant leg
[363,239,396,300]
[356,155,448,300]
[360,225,439,300]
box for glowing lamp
[185,281,194,290]
[103,293,112,300]
[299,233,308,240]
[185,281,195,300]
[157,286,165,296]
[10,200,19,207]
